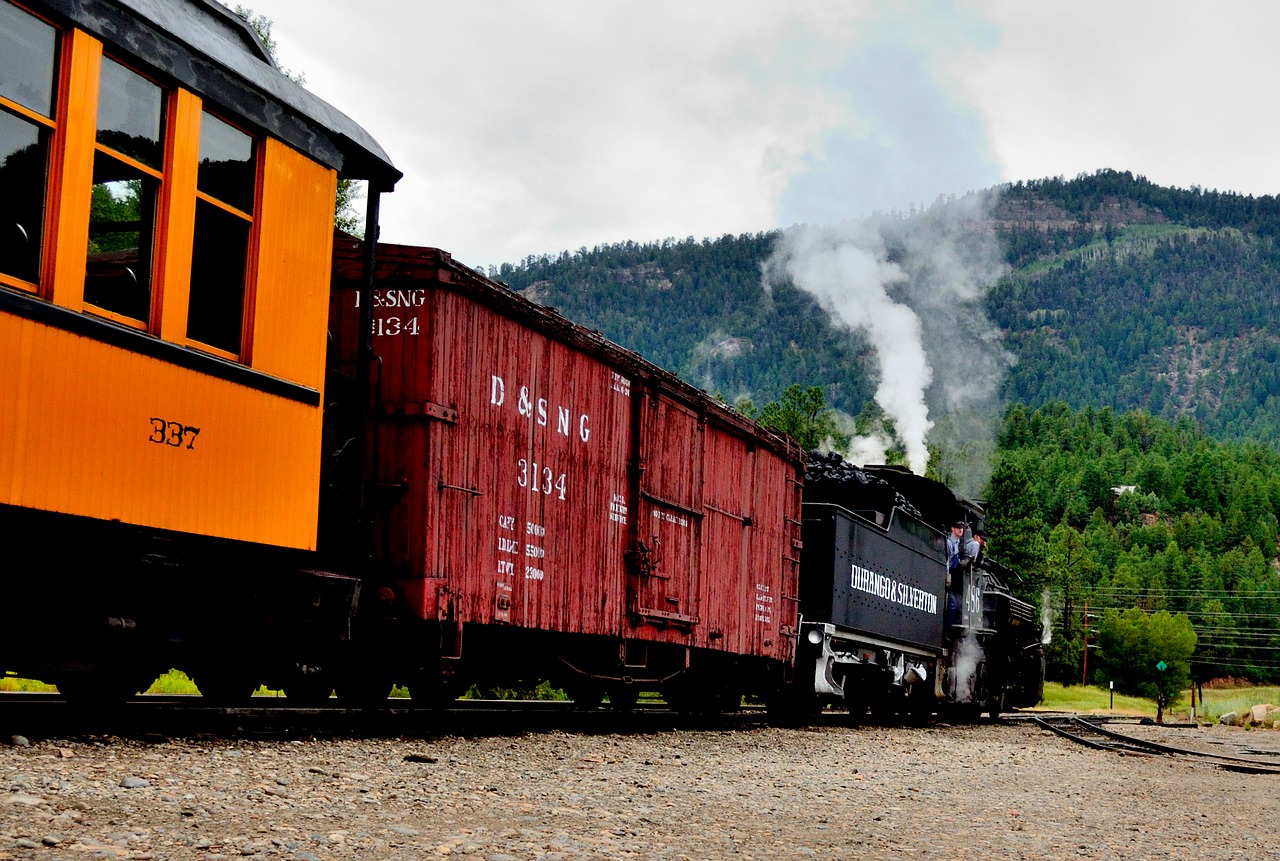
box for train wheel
[766,687,822,725]
[843,690,868,726]
[566,683,605,711]
[904,686,934,725]
[407,672,463,710]
[606,684,639,712]
[56,668,155,705]
[334,673,393,708]
[984,689,1005,722]
[194,669,258,705]
[282,667,334,706]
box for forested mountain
[496,170,1280,447]
[495,171,1280,684]
[987,402,1280,683]
[496,233,876,412]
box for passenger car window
[0,0,56,116]
[0,1,56,288]
[186,111,255,355]
[84,56,164,326]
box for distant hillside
[495,170,1280,448]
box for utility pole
[1081,601,1089,686]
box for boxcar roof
[331,237,807,465]
[39,0,400,186]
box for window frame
[81,52,167,332]
[183,106,261,361]
[0,0,58,295]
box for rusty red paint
[330,240,805,666]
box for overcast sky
[240,0,1280,269]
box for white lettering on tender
[849,564,938,615]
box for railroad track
[0,692,774,741]
[1034,715,1280,775]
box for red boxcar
[329,240,805,707]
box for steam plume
[764,192,1011,490]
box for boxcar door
[629,394,702,630]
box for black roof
[38,0,400,187]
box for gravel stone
[1,721,1278,859]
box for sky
[238,0,1280,270]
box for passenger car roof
[40,0,400,186]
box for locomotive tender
[0,0,1042,715]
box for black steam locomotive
[792,455,1044,720]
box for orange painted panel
[47,29,101,310]
[0,313,323,549]
[250,138,336,388]
[155,89,202,342]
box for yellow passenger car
[0,0,398,699]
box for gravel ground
[3,718,1279,861]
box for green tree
[234,5,362,234]
[1097,608,1196,722]
[983,456,1048,599]
[742,385,850,451]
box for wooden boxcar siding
[380,285,633,636]
[0,314,323,547]
[331,242,804,660]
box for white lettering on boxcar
[354,288,427,308]
[754,583,774,624]
[487,373,591,445]
[653,510,688,528]
[611,372,631,397]
[609,493,628,525]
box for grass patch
[0,675,57,693]
[145,669,200,695]
[1036,682,1158,717]
[1037,681,1280,724]
[1188,686,1280,723]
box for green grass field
[1037,681,1280,723]
[7,671,1279,723]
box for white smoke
[764,192,1011,490]
[950,627,983,704]
[1041,589,1054,646]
